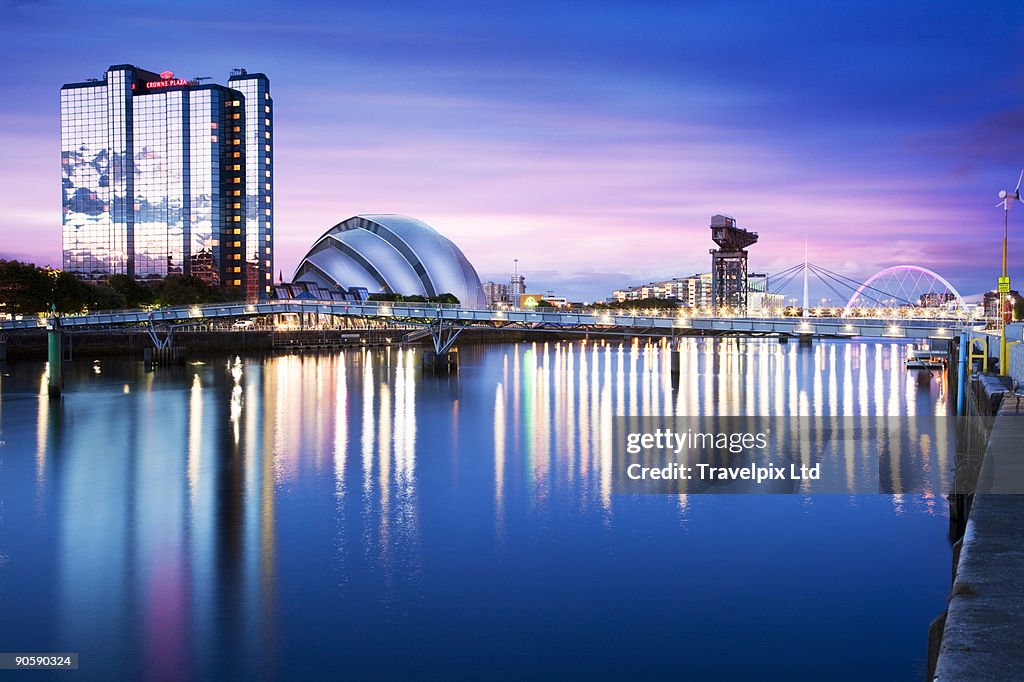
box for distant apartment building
[983,289,1020,325]
[611,273,713,308]
[610,272,783,311]
[482,281,509,307]
[509,273,526,301]
[61,64,273,299]
[919,292,957,308]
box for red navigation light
[160,70,174,79]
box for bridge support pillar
[0,333,6,362]
[956,331,968,417]
[144,346,184,369]
[421,318,463,373]
[422,349,458,373]
[46,320,62,399]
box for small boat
[906,348,946,369]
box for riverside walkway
[935,397,1024,678]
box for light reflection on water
[0,338,952,680]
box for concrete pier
[934,399,1024,679]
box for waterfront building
[482,281,509,308]
[293,214,487,309]
[61,64,273,299]
[919,292,957,308]
[509,273,526,302]
[983,289,1020,325]
[610,272,713,308]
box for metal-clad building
[294,215,488,309]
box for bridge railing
[1,297,985,333]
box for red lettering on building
[145,78,190,89]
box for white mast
[802,238,809,318]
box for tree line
[0,260,240,316]
[368,292,461,305]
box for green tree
[50,270,93,313]
[0,259,50,315]
[592,297,680,310]
[87,284,127,311]
[152,275,240,306]
[107,274,153,308]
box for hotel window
[234,177,241,184]
[233,190,241,196]
[233,126,240,133]
[265,157,271,164]
[210,135,217,142]
[265,183,271,190]
[233,151,241,158]
[233,254,241,260]
[233,279,241,286]
[210,122,218,129]
[265,260,271,267]
[232,164,241,171]
[265,144,270,152]
[265,170,271,177]
[233,229,241,235]
[265,247,271,254]
[264,131,270,139]
[233,267,241,273]
[232,100,240,106]
[265,118,270,126]
[265,209,271,216]
[265,106,270,113]
[232,113,240,120]
[233,203,241,209]
[233,241,241,247]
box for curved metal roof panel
[294,214,486,308]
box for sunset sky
[1,0,1023,301]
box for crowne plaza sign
[145,70,189,89]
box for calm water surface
[0,339,953,680]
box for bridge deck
[0,300,971,341]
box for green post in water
[47,317,62,398]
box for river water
[0,339,953,680]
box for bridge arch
[842,265,965,317]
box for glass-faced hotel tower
[61,65,273,300]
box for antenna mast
[802,238,809,318]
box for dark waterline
[0,339,952,680]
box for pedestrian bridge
[0,299,973,347]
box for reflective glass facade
[228,71,273,300]
[61,65,273,299]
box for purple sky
[1,0,1023,302]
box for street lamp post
[996,172,1022,376]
